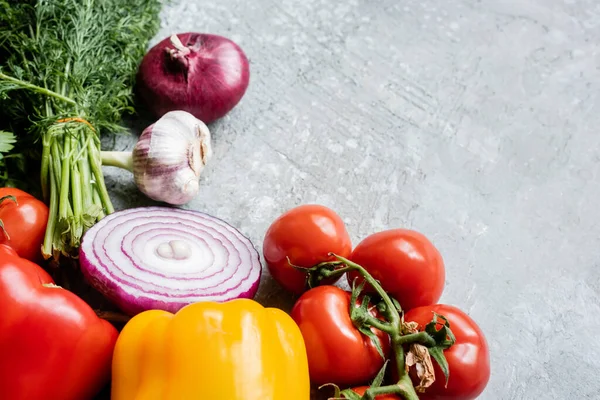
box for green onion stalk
[0,0,162,261]
[300,255,456,400]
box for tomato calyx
[400,313,456,392]
[286,256,344,291]
[419,313,456,387]
[349,281,389,359]
[300,253,458,400]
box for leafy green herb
[0,131,16,154]
[0,0,161,261]
[0,130,16,185]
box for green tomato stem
[362,374,420,400]
[328,254,401,327]
[317,254,426,400]
[396,332,437,347]
[362,314,395,335]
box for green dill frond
[0,0,162,136]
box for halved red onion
[79,207,262,316]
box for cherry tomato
[346,386,401,399]
[263,204,352,295]
[0,187,49,262]
[290,285,391,387]
[346,229,445,311]
[403,304,490,400]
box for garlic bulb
[132,110,213,205]
[101,110,213,205]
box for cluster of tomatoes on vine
[262,204,491,400]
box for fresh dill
[0,0,162,261]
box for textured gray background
[102,0,600,399]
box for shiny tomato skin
[0,187,49,262]
[263,204,352,295]
[347,386,401,399]
[290,285,391,387]
[347,229,445,311]
[404,304,490,400]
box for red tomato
[347,386,401,399]
[263,204,352,295]
[347,229,445,311]
[290,285,391,387]
[0,187,49,262]
[403,304,490,400]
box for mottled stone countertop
[103,0,600,398]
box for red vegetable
[137,32,250,124]
[263,204,352,295]
[0,187,49,262]
[80,206,262,316]
[290,285,390,387]
[404,304,491,400]
[0,244,118,400]
[347,229,445,311]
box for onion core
[79,207,262,315]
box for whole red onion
[136,32,250,123]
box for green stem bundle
[0,0,162,261]
[40,120,111,259]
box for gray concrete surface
[102,0,600,398]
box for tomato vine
[296,254,457,400]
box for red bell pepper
[0,244,118,400]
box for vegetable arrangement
[79,206,262,315]
[0,1,491,400]
[0,0,163,260]
[0,244,118,400]
[111,299,310,399]
[264,204,491,400]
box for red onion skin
[137,32,250,124]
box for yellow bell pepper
[111,298,311,400]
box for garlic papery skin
[132,110,213,205]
